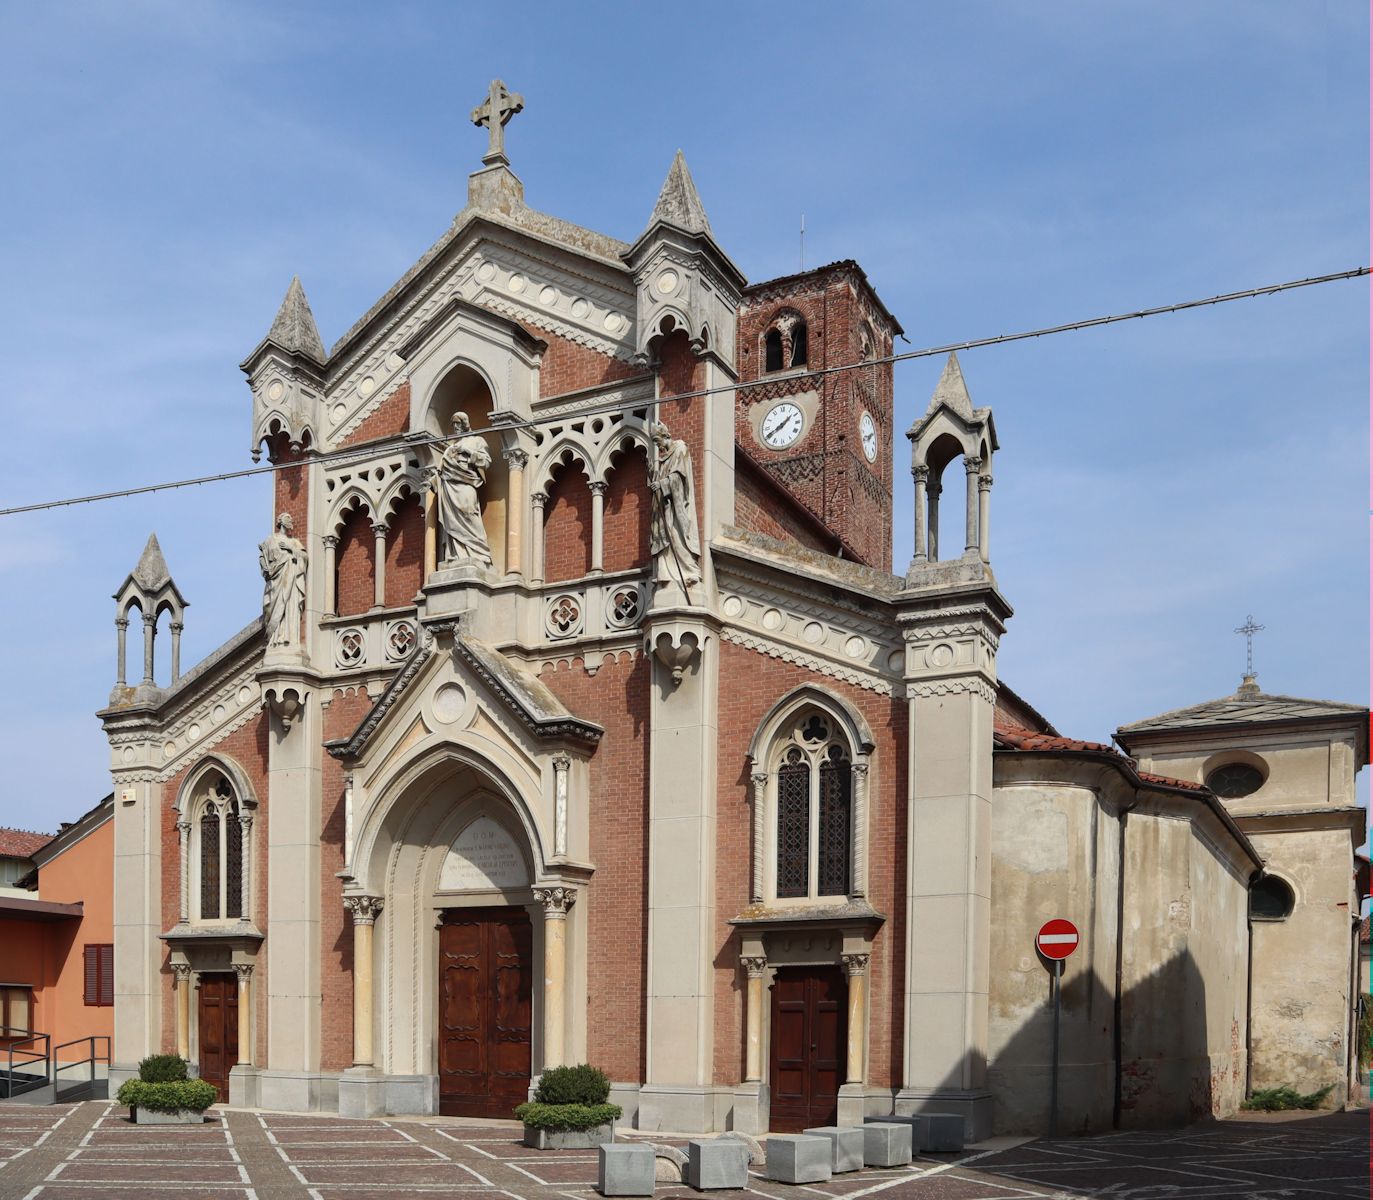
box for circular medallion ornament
[657,269,678,293]
[760,401,804,449]
[860,411,877,462]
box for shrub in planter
[136,1053,189,1083]
[116,1078,216,1124]
[515,1065,621,1148]
[1241,1084,1333,1111]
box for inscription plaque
[439,817,528,890]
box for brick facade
[383,493,424,608]
[339,381,410,448]
[335,507,375,617]
[543,464,593,582]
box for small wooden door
[197,973,239,1103]
[768,966,847,1132]
[438,907,534,1118]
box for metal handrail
[1,1031,50,1099]
[53,1036,111,1087]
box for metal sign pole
[1049,957,1062,1137]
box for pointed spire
[131,533,172,591]
[645,150,712,237]
[929,352,974,419]
[265,277,327,365]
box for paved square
[0,1102,1364,1199]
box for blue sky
[0,1,1366,834]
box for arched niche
[425,363,509,575]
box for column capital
[233,962,254,981]
[322,534,340,548]
[343,894,385,926]
[503,447,530,470]
[588,480,608,496]
[978,474,993,491]
[964,456,982,475]
[841,951,870,978]
[172,963,192,984]
[371,522,389,538]
[176,818,192,834]
[552,754,571,773]
[533,884,576,918]
[114,616,130,630]
[740,955,768,978]
[142,612,157,627]
[912,465,930,483]
[750,771,769,788]
[530,490,549,510]
[851,761,870,778]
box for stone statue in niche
[260,512,307,648]
[430,412,493,566]
[649,420,701,595]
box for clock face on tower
[760,401,804,449]
[859,411,877,462]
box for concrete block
[599,1143,655,1196]
[803,1126,865,1173]
[686,1140,749,1190]
[924,1113,965,1153]
[865,1113,929,1151]
[765,1134,832,1184]
[861,1122,913,1167]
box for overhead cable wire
[1,265,1366,519]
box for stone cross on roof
[1234,613,1264,697]
[470,79,524,167]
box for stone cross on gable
[471,79,524,167]
[1234,613,1264,680]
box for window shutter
[84,945,98,1005]
[100,945,114,1006]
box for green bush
[514,1101,622,1131]
[136,1054,189,1083]
[1241,1084,1334,1112]
[1358,994,1372,1068]
[532,1064,610,1105]
[116,1078,217,1114]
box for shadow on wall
[983,948,1231,1136]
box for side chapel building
[100,86,1368,1137]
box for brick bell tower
[734,261,902,571]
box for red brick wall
[656,330,705,543]
[711,641,907,1089]
[159,710,271,1067]
[538,653,650,1082]
[335,508,375,617]
[602,446,651,574]
[339,381,410,448]
[384,493,424,608]
[522,320,643,398]
[543,464,593,582]
[734,457,837,554]
[321,689,374,1072]
[271,434,309,545]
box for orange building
[0,796,114,1096]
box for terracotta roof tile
[0,828,53,858]
[993,720,1207,792]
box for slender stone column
[912,466,929,564]
[141,613,156,685]
[423,490,438,578]
[588,481,607,575]
[963,457,982,554]
[741,956,768,1082]
[343,896,384,1068]
[371,523,388,608]
[749,771,768,904]
[322,536,339,616]
[234,965,253,1066]
[169,622,183,683]
[928,479,942,562]
[114,617,129,686]
[239,812,254,920]
[552,757,570,858]
[851,762,869,898]
[530,492,548,587]
[176,820,191,923]
[504,449,528,578]
[977,474,993,563]
[842,953,869,1086]
[533,886,575,1069]
[172,965,191,1060]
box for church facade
[101,88,1367,1137]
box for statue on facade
[430,412,493,566]
[648,420,701,595]
[259,512,307,649]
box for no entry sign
[1036,918,1079,961]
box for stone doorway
[196,972,239,1103]
[768,965,846,1132]
[437,906,534,1118]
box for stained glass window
[777,749,810,898]
[817,746,851,896]
[225,799,243,920]
[200,806,220,920]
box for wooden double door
[197,973,239,1103]
[769,966,847,1132]
[438,907,534,1118]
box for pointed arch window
[767,709,857,901]
[189,772,250,924]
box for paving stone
[686,1138,749,1189]
[599,1142,656,1196]
[765,1133,832,1183]
[862,1121,913,1167]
